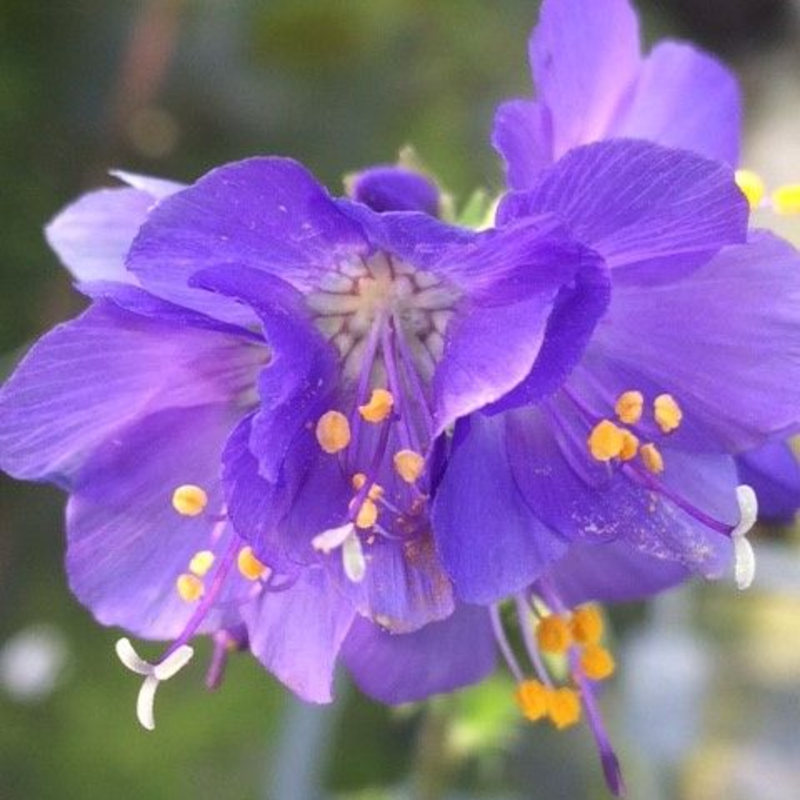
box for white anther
[732,485,758,590]
[115,638,195,731]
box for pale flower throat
[306,252,460,381]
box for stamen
[547,687,582,729]
[354,497,379,529]
[614,390,643,425]
[515,679,549,722]
[588,420,624,462]
[619,430,639,462]
[189,550,215,577]
[536,614,573,654]
[172,484,208,517]
[351,473,384,499]
[490,604,525,683]
[176,573,204,602]
[358,388,394,423]
[115,638,194,731]
[315,410,351,454]
[773,183,800,215]
[653,394,682,433]
[735,169,766,210]
[580,645,616,681]
[639,442,664,474]
[732,484,758,590]
[237,546,270,581]
[393,449,425,483]
[571,606,604,645]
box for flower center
[307,252,459,381]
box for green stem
[412,699,456,800]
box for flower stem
[412,700,456,800]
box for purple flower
[492,0,741,190]
[0,159,608,722]
[493,0,800,525]
[424,0,800,791]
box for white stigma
[311,522,366,583]
[732,485,758,590]
[115,638,194,730]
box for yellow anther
[171,484,208,517]
[735,169,765,210]
[546,687,582,730]
[354,497,379,529]
[536,614,573,654]
[587,420,624,462]
[640,442,664,474]
[514,679,549,722]
[619,429,639,462]
[571,606,604,645]
[393,449,425,483]
[176,573,204,602]
[773,183,800,215]
[237,546,270,581]
[358,388,394,423]
[580,644,616,681]
[351,473,383,499]
[315,410,351,454]
[188,550,215,577]
[653,394,682,433]
[614,390,644,425]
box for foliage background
[1,1,799,798]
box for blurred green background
[1,1,800,799]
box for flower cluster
[2,0,800,795]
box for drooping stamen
[514,595,553,687]
[546,687,582,729]
[489,603,524,683]
[538,581,625,797]
[572,655,626,797]
[571,606,604,645]
[515,679,549,722]
[536,613,573,655]
[580,645,616,681]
